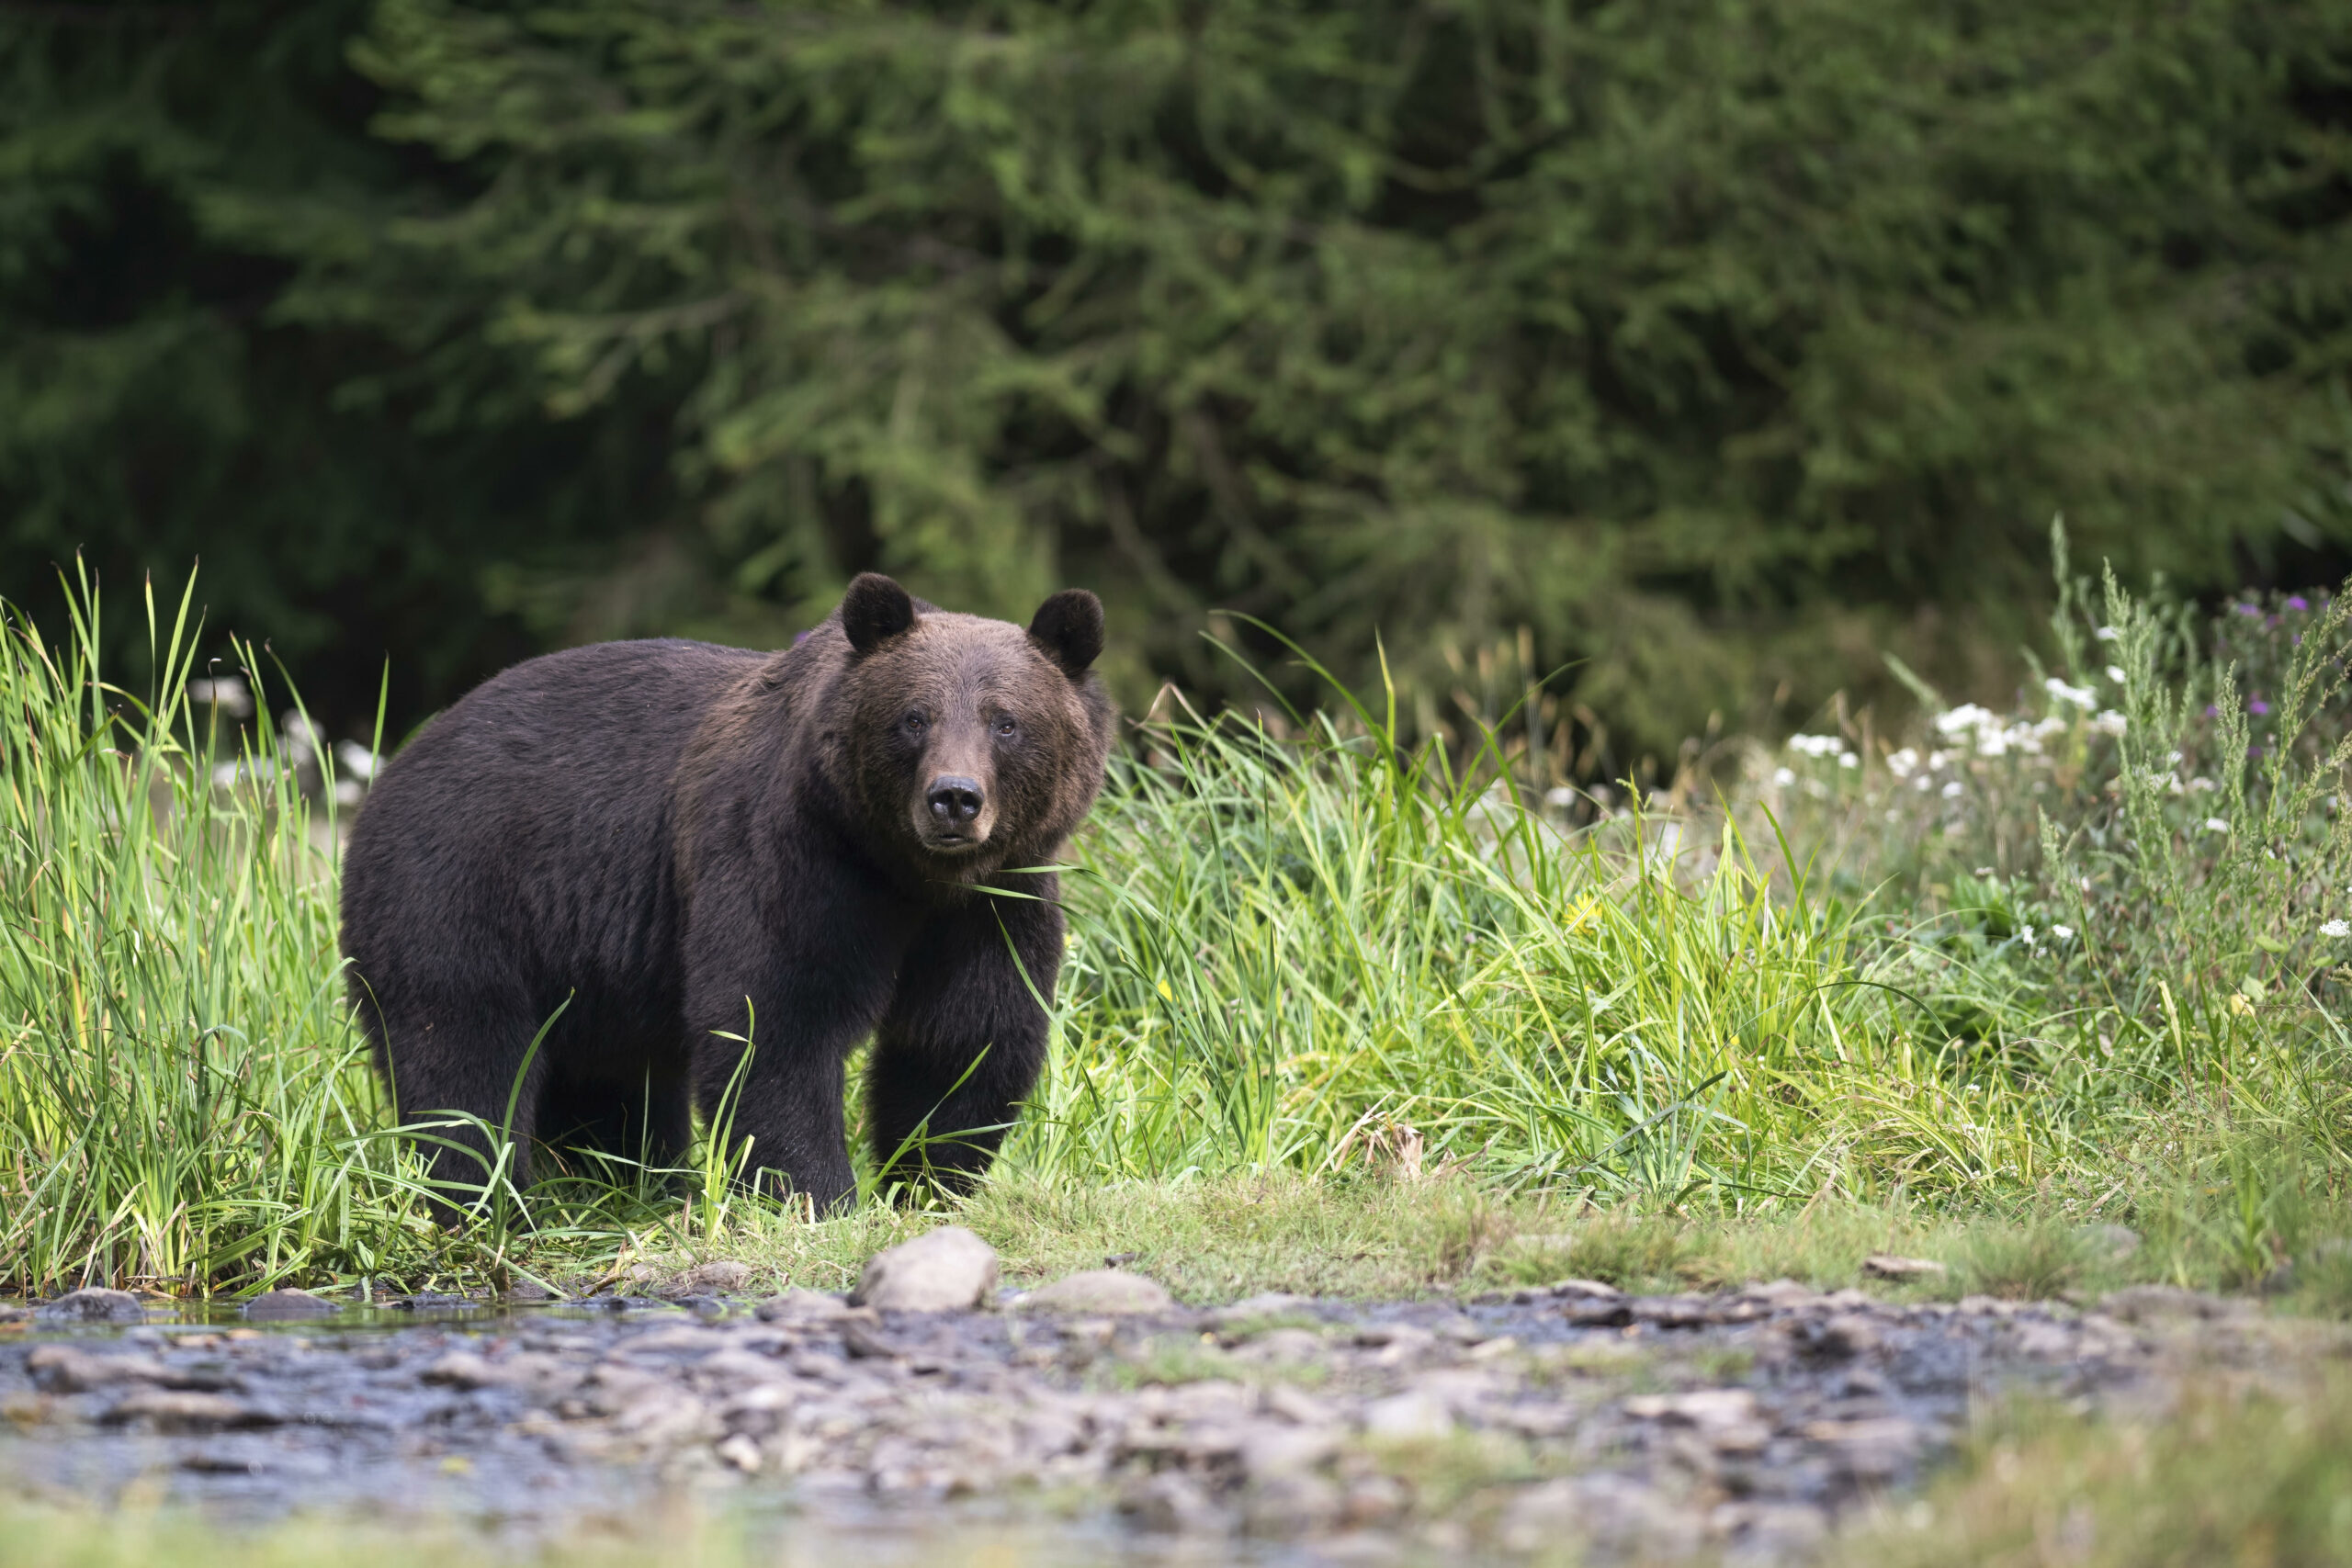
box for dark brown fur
[341,575,1114,1221]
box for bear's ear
[841,573,917,656]
[1027,588,1104,678]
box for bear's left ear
[1028,588,1104,678]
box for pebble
[1360,1389,1453,1441]
[2079,1224,2143,1261]
[244,1289,341,1322]
[677,1261,754,1293]
[1017,1269,1175,1315]
[103,1389,274,1432]
[850,1226,999,1313]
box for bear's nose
[927,776,985,826]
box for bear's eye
[994,716,1019,739]
[903,711,928,734]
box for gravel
[0,1265,2263,1563]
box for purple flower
[2288,595,2311,612]
[2236,604,2262,616]
[2204,705,2219,716]
[2250,699,2271,715]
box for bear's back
[343,638,772,1005]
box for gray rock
[679,1260,754,1293]
[420,1352,503,1390]
[1742,1278,1823,1307]
[103,1389,276,1432]
[1241,1472,1343,1536]
[1235,1327,1325,1365]
[1501,1474,1702,1558]
[27,1345,170,1393]
[1549,1278,1625,1299]
[1216,1291,1317,1324]
[1017,1269,1174,1314]
[1804,1313,1882,1358]
[243,1288,340,1322]
[1625,1387,1762,1439]
[37,1288,144,1324]
[755,1287,853,1322]
[1237,1421,1341,1479]
[1714,1501,1831,1564]
[1361,1388,1453,1441]
[851,1226,999,1314]
[2078,1224,2142,1261]
[1119,1470,1230,1534]
[1798,1416,1922,1483]
[1860,1253,1949,1280]
[1340,1473,1410,1528]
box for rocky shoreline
[0,1233,2291,1564]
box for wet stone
[38,1289,145,1325]
[104,1388,277,1433]
[244,1289,341,1322]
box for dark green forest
[8,0,2352,770]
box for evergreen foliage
[6,1,2352,758]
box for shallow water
[0,1286,2159,1563]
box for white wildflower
[2091,710,2126,737]
[2095,626,2120,642]
[1934,703,1995,737]
[2044,676,2098,709]
[1913,773,1933,792]
[1785,733,1850,760]
[2052,924,2075,942]
[2324,919,2351,939]
[2204,818,2231,833]
[336,739,383,781]
[2020,925,2037,946]
[2188,777,2217,793]
[1772,767,1795,787]
[2104,665,2128,685]
[1886,748,1918,778]
[1838,752,1858,769]
[1942,781,1964,799]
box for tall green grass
[3,567,2347,1295]
[0,574,418,1292]
[1022,691,2110,1205]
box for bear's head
[831,572,1112,878]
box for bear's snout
[919,772,994,851]
[927,775,984,825]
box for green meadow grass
[2,569,2349,1300]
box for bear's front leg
[684,875,907,1214]
[866,882,1062,1200]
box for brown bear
[339,574,1113,1221]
